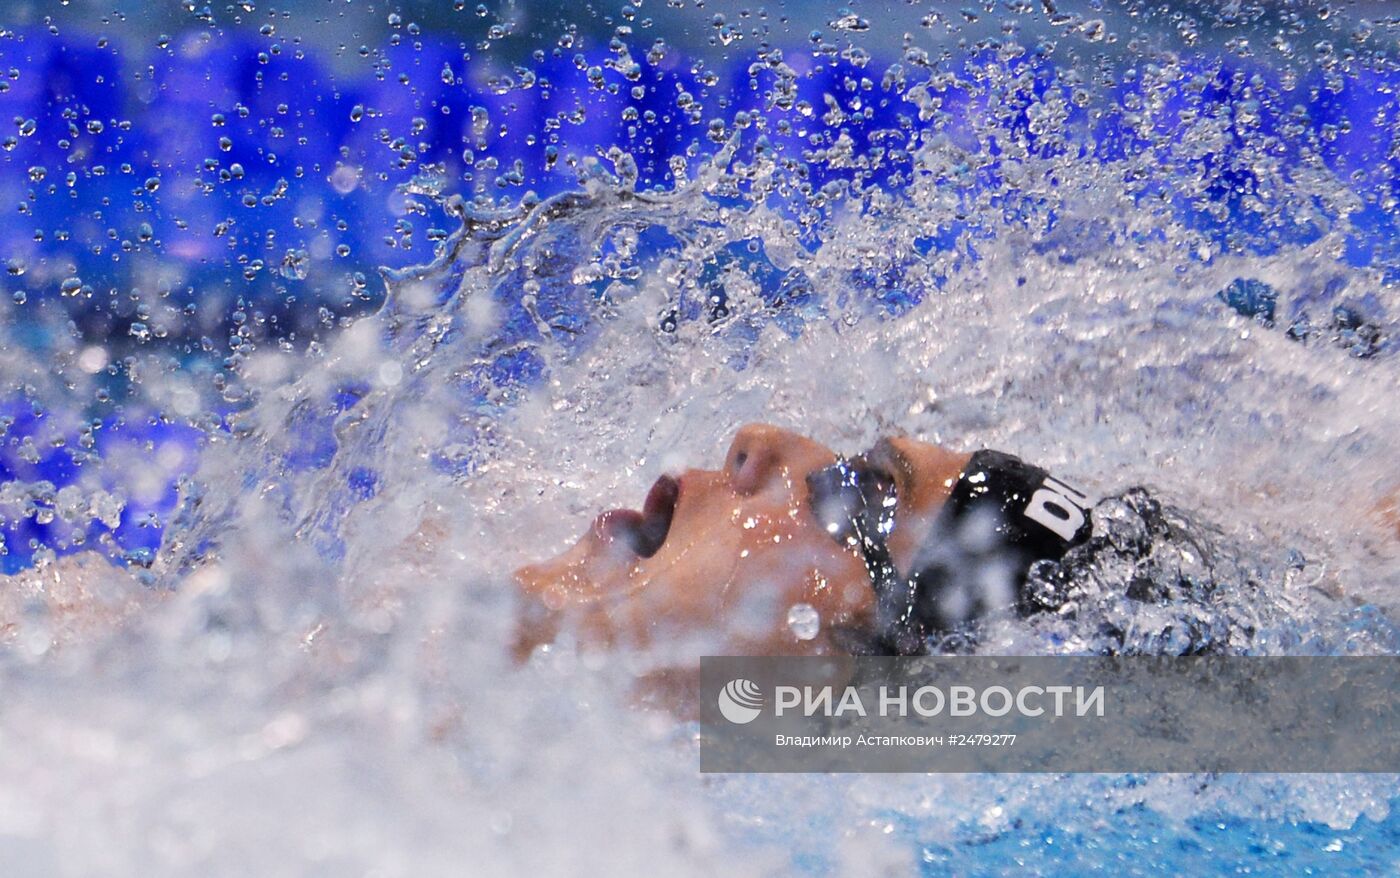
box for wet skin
[513,423,971,661]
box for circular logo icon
[717,678,765,724]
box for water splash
[4,1,1400,873]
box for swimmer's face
[512,423,970,660]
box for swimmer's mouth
[595,474,680,558]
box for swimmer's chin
[508,528,650,664]
[508,506,740,664]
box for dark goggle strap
[809,447,1096,656]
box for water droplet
[77,345,108,373]
[828,9,870,32]
[787,603,820,640]
[280,248,309,280]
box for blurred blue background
[1,0,1398,571]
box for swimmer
[513,424,1400,663]
[514,424,1101,662]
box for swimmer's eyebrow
[859,437,913,504]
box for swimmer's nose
[724,423,837,496]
